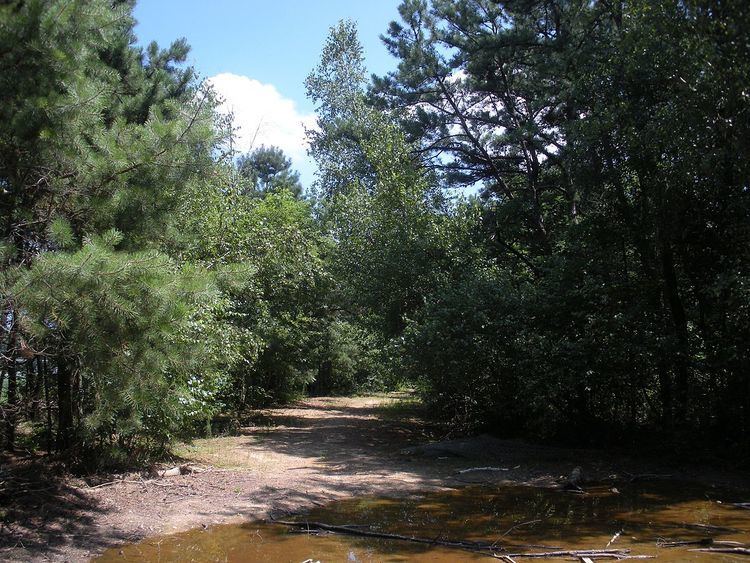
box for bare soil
[1,394,748,562]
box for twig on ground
[85,480,122,489]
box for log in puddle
[96,481,750,561]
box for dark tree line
[367,0,750,450]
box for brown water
[97,481,750,562]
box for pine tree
[237,145,303,198]
[0,0,218,456]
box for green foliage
[0,0,220,460]
[326,121,446,336]
[167,164,336,408]
[376,0,750,453]
[0,0,216,252]
[305,19,377,199]
[237,145,303,198]
[235,191,325,404]
[402,262,520,432]
[309,319,392,396]
[3,0,747,464]
[15,235,215,456]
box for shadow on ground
[0,457,134,560]
[240,399,431,470]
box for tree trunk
[312,359,333,396]
[43,358,53,454]
[659,238,690,424]
[657,359,673,428]
[57,359,74,452]
[4,357,17,452]
[4,325,18,452]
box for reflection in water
[97,481,750,562]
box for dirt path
[1,395,450,561]
[1,395,748,562]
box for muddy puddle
[96,481,750,561]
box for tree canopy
[1,0,748,465]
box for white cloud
[207,73,317,184]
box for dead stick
[625,473,674,482]
[273,520,503,552]
[497,550,654,560]
[85,480,121,489]
[677,522,742,533]
[689,547,750,555]
[606,531,622,548]
[273,521,651,559]
[500,519,542,538]
[659,539,743,548]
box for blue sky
[133,1,403,184]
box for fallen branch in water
[658,538,744,548]
[672,522,742,534]
[494,549,654,560]
[499,519,542,538]
[605,531,622,548]
[688,547,750,556]
[457,466,509,474]
[273,520,505,553]
[272,520,652,559]
[623,473,674,483]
